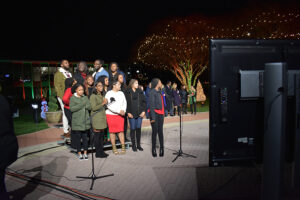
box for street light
[31,103,39,123]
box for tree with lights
[137,9,300,91]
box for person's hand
[150,120,155,123]
[102,98,108,105]
[139,112,145,118]
[128,113,133,118]
[119,110,125,116]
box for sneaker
[83,154,88,160]
[78,154,83,161]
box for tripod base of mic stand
[77,173,114,190]
[172,150,197,163]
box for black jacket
[73,71,86,85]
[0,95,18,170]
[149,88,164,120]
[125,88,146,118]
[179,89,188,104]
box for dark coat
[179,89,188,104]
[172,89,181,106]
[73,71,86,85]
[164,85,173,110]
[0,95,18,170]
[125,88,146,118]
[149,89,164,120]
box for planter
[45,111,62,123]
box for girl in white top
[105,81,127,155]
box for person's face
[87,77,94,86]
[111,64,117,72]
[94,60,101,70]
[158,80,162,89]
[78,63,86,72]
[104,77,109,86]
[118,75,124,83]
[76,86,84,96]
[114,82,121,91]
[149,83,152,88]
[133,81,138,89]
[96,82,103,93]
[183,85,186,89]
[61,60,70,69]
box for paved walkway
[7,115,210,200]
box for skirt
[106,114,124,133]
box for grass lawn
[187,100,209,113]
[13,115,49,136]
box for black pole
[172,104,197,162]
[76,107,114,190]
[76,130,114,190]
[262,62,287,200]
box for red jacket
[62,88,73,109]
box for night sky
[0,0,296,63]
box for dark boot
[136,128,143,151]
[95,132,108,158]
[152,147,157,157]
[130,129,137,152]
[159,147,164,157]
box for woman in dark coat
[149,78,165,157]
[125,79,146,151]
[179,85,188,114]
[172,83,181,116]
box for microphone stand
[172,104,197,162]
[76,100,115,190]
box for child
[62,78,77,138]
[70,83,91,160]
[90,81,109,158]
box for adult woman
[172,83,181,116]
[149,78,165,157]
[84,75,94,98]
[105,81,127,155]
[125,79,146,151]
[189,86,197,115]
[98,75,109,96]
[179,85,188,114]
[90,81,109,158]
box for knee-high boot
[130,129,137,151]
[136,128,143,151]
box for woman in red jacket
[63,78,77,138]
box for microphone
[110,97,116,103]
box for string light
[136,10,300,87]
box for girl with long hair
[125,79,146,151]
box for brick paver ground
[7,118,208,200]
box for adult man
[0,95,18,200]
[164,81,174,116]
[54,59,72,137]
[108,62,126,86]
[93,59,109,82]
[74,61,88,85]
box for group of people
[145,81,198,118]
[54,59,199,160]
